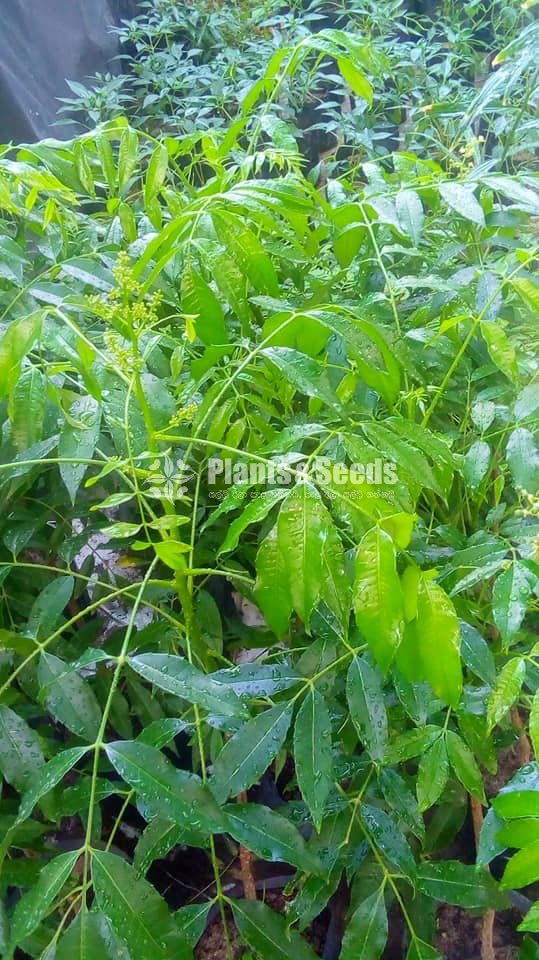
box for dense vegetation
[0,1,538,958]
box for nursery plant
[0,6,538,960]
[59,0,538,175]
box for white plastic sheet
[0,0,135,143]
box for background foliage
[0,1,538,958]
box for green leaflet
[128,653,247,718]
[261,347,342,412]
[255,481,347,632]
[492,561,532,644]
[136,717,189,749]
[38,652,102,742]
[96,136,116,192]
[118,201,137,242]
[379,768,425,841]
[506,428,539,493]
[254,525,293,637]
[181,260,228,345]
[8,365,46,452]
[224,802,323,874]
[482,177,539,214]
[441,540,509,597]
[92,851,191,960]
[118,127,139,193]
[289,866,341,932]
[276,481,332,627]
[460,621,496,685]
[519,903,539,934]
[416,861,506,909]
[196,589,223,655]
[59,396,101,503]
[385,725,442,765]
[465,709,499,774]
[16,747,90,823]
[481,320,518,382]
[205,242,253,333]
[134,818,207,875]
[446,730,485,802]
[233,899,319,960]
[106,740,226,834]
[515,382,539,421]
[401,565,421,623]
[0,310,43,398]
[463,440,491,490]
[26,576,74,640]
[319,508,351,631]
[144,143,169,205]
[379,418,455,499]
[346,657,388,761]
[362,422,441,496]
[340,886,388,960]
[337,57,373,104]
[260,113,299,153]
[353,526,404,673]
[101,521,142,539]
[56,909,115,960]
[211,663,301,697]
[476,271,502,321]
[213,211,280,297]
[73,142,95,196]
[333,217,365,268]
[494,790,539,820]
[210,703,293,803]
[396,189,424,244]
[497,819,539,848]
[61,259,114,293]
[393,674,435,726]
[360,804,416,879]
[0,236,27,283]
[218,488,288,555]
[512,277,539,313]
[8,851,79,953]
[201,481,250,530]
[293,687,334,830]
[487,657,526,730]
[414,578,462,708]
[174,902,212,948]
[493,764,539,820]
[294,308,401,407]
[238,48,289,115]
[417,736,449,811]
[438,182,485,225]
[471,400,496,432]
[406,940,443,960]
[477,807,507,866]
[462,711,496,773]
[152,540,190,569]
[0,705,45,792]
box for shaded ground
[436,906,522,960]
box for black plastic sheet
[0,0,136,144]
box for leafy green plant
[58,0,536,177]
[0,6,538,960]
[480,759,539,942]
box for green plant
[59,0,536,177]
[0,11,538,960]
[480,755,539,944]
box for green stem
[82,559,158,893]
